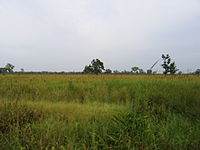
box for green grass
[0,74,200,149]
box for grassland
[0,74,200,150]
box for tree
[113,70,120,74]
[147,69,152,74]
[0,63,15,73]
[161,54,178,74]
[83,59,105,74]
[195,69,200,74]
[105,69,112,74]
[5,63,15,73]
[131,67,140,74]
[20,68,25,73]
[83,65,93,74]
[178,71,182,75]
[169,62,178,74]
[139,68,145,74]
[131,67,145,74]
[121,70,131,74]
[0,68,7,73]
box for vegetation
[131,66,140,73]
[195,69,200,74]
[131,67,144,74]
[0,74,200,149]
[1,55,200,75]
[161,54,178,74]
[83,59,105,74]
[0,63,15,73]
[105,69,112,74]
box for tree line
[0,54,200,75]
[82,54,198,75]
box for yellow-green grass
[0,100,128,121]
[0,74,200,149]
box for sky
[0,0,200,73]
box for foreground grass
[0,74,200,149]
[0,101,129,150]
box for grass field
[0,74,200,150]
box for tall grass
[0,74,200,149]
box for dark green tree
[83,59,105,74]
[105,69,112,74]
[0,68,6,73]
[139,68,145,74]
[195,69,200,74]
[169,62,178,74]
[5,63,15,73]
[161,54,170,74]
[0,63,15,73]
[178,71,182,75]
[83,65,93,74]
[131,67,145,74]
[131,67,140,74]
[161,54,178,74]
[147,69,152,74]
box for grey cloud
[0,0,200,72]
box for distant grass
[0,74,200,149]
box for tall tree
[83,59,105,74]
[161,54,178,74]
[5,63,15,73]
[0,63,15,73]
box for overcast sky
[0,0,200,72]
